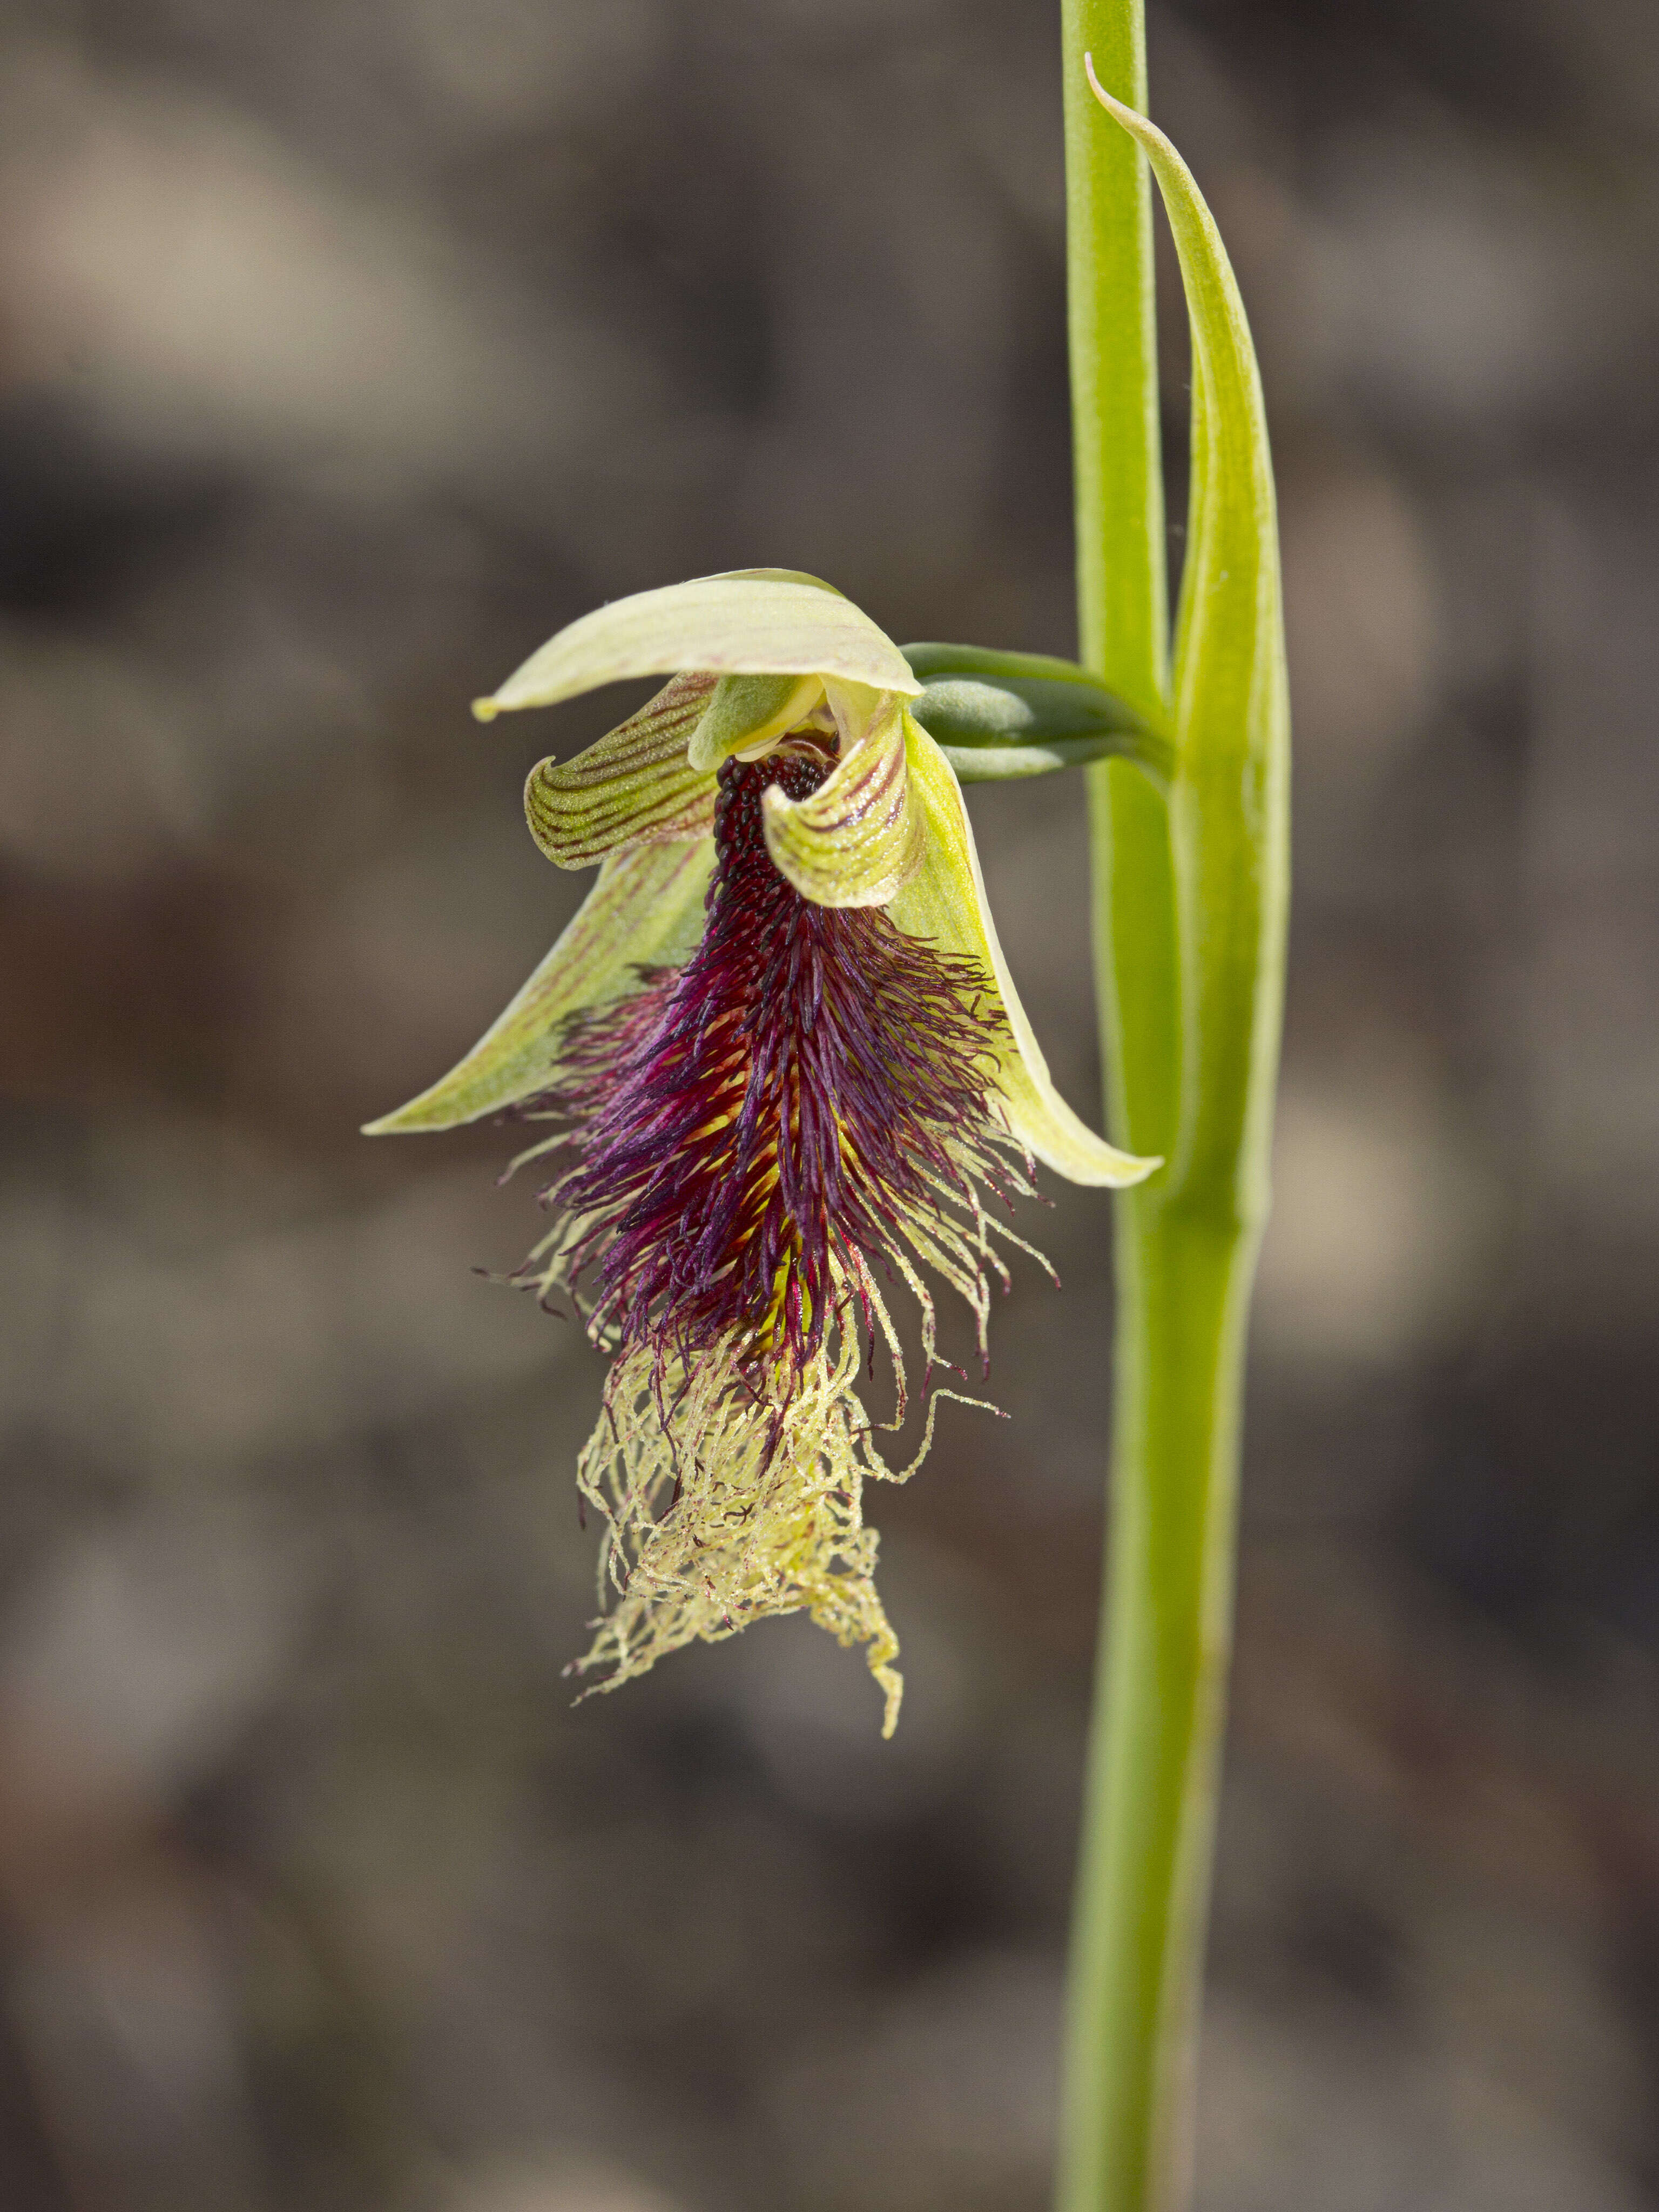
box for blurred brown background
[2,0,1657,2207]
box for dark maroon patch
[523,747,1022,1380]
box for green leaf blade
[1086,72,1291,1229]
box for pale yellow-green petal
[524,674,719,868]
[474,572,921,720]
[888,717,1158,1188]
[760,691,923,909]
[362,839,714,1134]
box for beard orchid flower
[366,570,1156,1732]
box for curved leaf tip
[1083,46,1290,1215]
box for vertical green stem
[1057,8,1285,2212]
[1058,1193,1257,2212]
[1061,0,1166,731]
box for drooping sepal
[902,642,1173,785]
[474,571,922,720]
[523,675,718,868]
[888,717,1159,1188]
[362,838,716,1134]
[760,690,923,909]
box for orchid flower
[367,568,1155,1732]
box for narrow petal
[524,674,719,868]
[760,689,924,909]
[473,572,922,720]
[362,838,716,1134]
[887,717,1160,1188]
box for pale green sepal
[524,673,718,868]
[686,672,825,772]
[1087,71,1290,1217]
[888,716,1158,1188]
[362,839,714,1134]
[474,572,921,720]
[760,691,923,910]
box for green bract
[366,570,1157,1191]
[903,642,1173,784]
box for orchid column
[1056,9,1291,2211]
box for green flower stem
[1058,1205,1253,2212]
[1057,10,1290,2212]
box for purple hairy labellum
[514,750,1043,1734]
[546,750,1024,1377]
